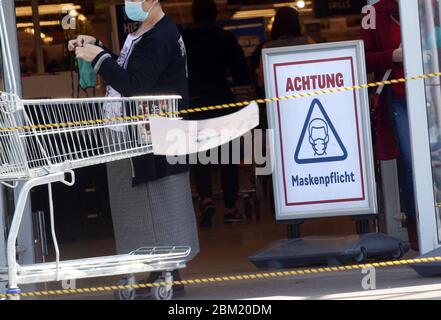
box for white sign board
[151,102,259,156]
[263,40,377,220]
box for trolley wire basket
[0,92,180,181]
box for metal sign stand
[286,220,304,240]
[250,217,409,269]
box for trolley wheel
[391,244,405,259]
[151,282,174,301]
[114,278,136,301]
[244,196,253,220]
[354,247,368,263]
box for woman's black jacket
[91,15,189,185]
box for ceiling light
[296,1,306,9]
[17,21,62,28]
[15,3,81,17]
[233,9,276,19]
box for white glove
[75,44,104,63]
[392,48,403,63]
[68,35,96,52]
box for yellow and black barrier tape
[0,71,440,133]
[1,255,441,299]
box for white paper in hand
[150,102,259,156]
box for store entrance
[15,0,405,278]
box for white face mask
[125,0,157,22]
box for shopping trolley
[0,91,192,300]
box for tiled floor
[43,190,359,276]
[23,191,372,300]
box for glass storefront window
[419,0,441,242]
[15,0,106,76]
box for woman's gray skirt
[106,159,199,261]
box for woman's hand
[68,35,96,52]
[75,44,104,62]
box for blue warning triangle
[294,99,348,164]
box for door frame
[399,0,440,253]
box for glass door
[0,36,4,91]
[0,3,7,279]
[418,0,441,243]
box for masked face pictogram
[308,118,329,156]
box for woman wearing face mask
[361,0,418,251]
[68,0,199,298]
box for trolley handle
[0,181,19,189]
[60,170,75,187]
